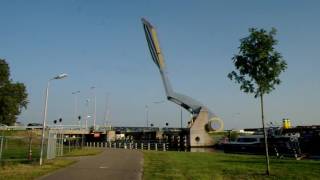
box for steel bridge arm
[142,18,216,118]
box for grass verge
[143,151,320,180]
[0,148,103,180]
[0,159,75,180]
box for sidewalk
[38,148,143,180]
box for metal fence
[0,130,41,162]
[0,129,83,163]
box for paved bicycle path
[38,148,143,180]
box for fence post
[0,135,4,161]
[28,135,33,160]
[5,137,8,149]
[148,143,150,150]
[163,143,166,151]
[155,143,158,151]
[61,136,64,156]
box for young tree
[228,28,287,175]
[0,59,28,125]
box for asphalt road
[38,148,143,180]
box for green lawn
[1,130,41,160]
[0,159,75,180]
[0,130,104,179]
[1,143,103,180]
[143,151,320,180]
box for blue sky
[0,1,319,129]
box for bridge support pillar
[189,108,215,147]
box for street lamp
[90,86,96,130]
[39,73,67,166]
[85,99,90,129]
[145,105,149,127]
[72,91,80,127]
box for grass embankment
[143,151,320,180]
[0,148,103,180]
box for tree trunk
[260,94,270,175]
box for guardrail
[85,141,170,151]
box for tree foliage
[0,59,28,125]
[228,28,287,97]
[228,27,287,175]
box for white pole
[75,94,78,124]
[104,93,109,128]
[94,94,96,130]
[72,91,80,128]
[0,132,4,161]
[145,105,149,127]
[40,81,50,166]
[90,86,96,130]
[86,99,89,129]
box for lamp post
[145,105,149,127]
[85,99,90,129]
[72,91,80,126]
[39,73,67,166]
[90,86,96,130]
